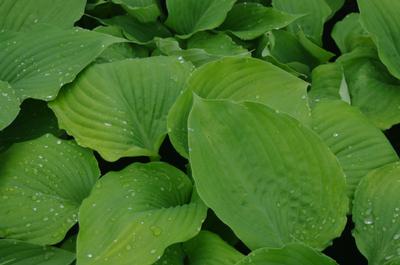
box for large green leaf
[0,239,75,265]
[358,0,400,80]
[338,46,400,129]
[0,0,85,31]
[101,15,171,45]
[235,243,337,265]
[0,99,61,152]
[188,99,348,250]
[331,13,370,54]
[77,162,207,265]
[0,26,123,128]
[0,134,99,245]
[312,100,398,201]
[165,0,236,38]
[272,0,331,45]
[50,56,193,162]
[218,3,300,40]
[0,80,19,130]
[308,63,349,106]
[353,162,400,265]
[110,0,161,23]
[183,231,244,265]
[168,57,310,158]
[324,0,344,15]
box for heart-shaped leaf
[77,162,207,265]
[168,57,310,158]
[235,243,337,265]
[219,3,300,40]
[0,0,85,31]
[188,99,348,250]
[165,0,236,38]
[0,134,99,245]
[183,231,244,265]
[0,239,75,265]
[312,100,398,201]
[50,56,193,161]
[353,162,400,265]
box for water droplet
[150,226,162,236]
[364,217,374,225]
[87,254,93,258]
[333,133,339,137]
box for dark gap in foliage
[323,216,367,264]
[95,152,149,175]
[55,223,79,248]
[235,240,252,256]
[323,0,359,58]
[75,15,100,30]
[385,124,400,156]
[159,136,188,172]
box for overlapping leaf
[0,134,99,245]
[353,162,400,265]
[312,100,398,201]
[111,0,161,23]
[77,162,207,265]
[0,80,19,129]
[50,56,193,161]
[0,239,75,265]
[188,99,348,250]
[235,243,337,265]
[165,0,236,38]
[168,57,310,158]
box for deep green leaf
[168,57,310,158]
[272,0,331,45]
[324,0,344,17]
[338,46,400,129]
[154,244,185,265]
[77,162,207,265]
[358,0,400,80]
[188,99,348,250]
[165,0,236,38]
[0,239,75,265]
[50,56,193,161]
[183,231,244,265]
[0,134,99,245]
[312,100,398,201]
[0,99,61,152]
[111,0,161,22]
[0,0,85,31]
[219,3,300,40]
[235,243,337,265]
[353,162,400,265]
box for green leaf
[308,63,349,106]
[168,57,310,158]
[338,46,400,129]
[0,239,75,265]
[353,162,400,265]
[219,3,300,40]
[0,99,61,152]
[101,15,171,45]
[77,162,207,265]
[0,26,123,126]
[0,0,85,31]
[0,134,99,245]
[110,0,161,22]
[154,244,185,265]
[165,0,236,38]
[0,80,19,130]
[297,30,335,63]
[312,100,398,201]
[332,13,370,54]
[188,99,348,250]
[272,0,331,45]
[324,0,344,14]
[183,231,244,265]
[235,243,337,265]
[358,0,400,80]
[50,56,193,161]
[187,32,249,57]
